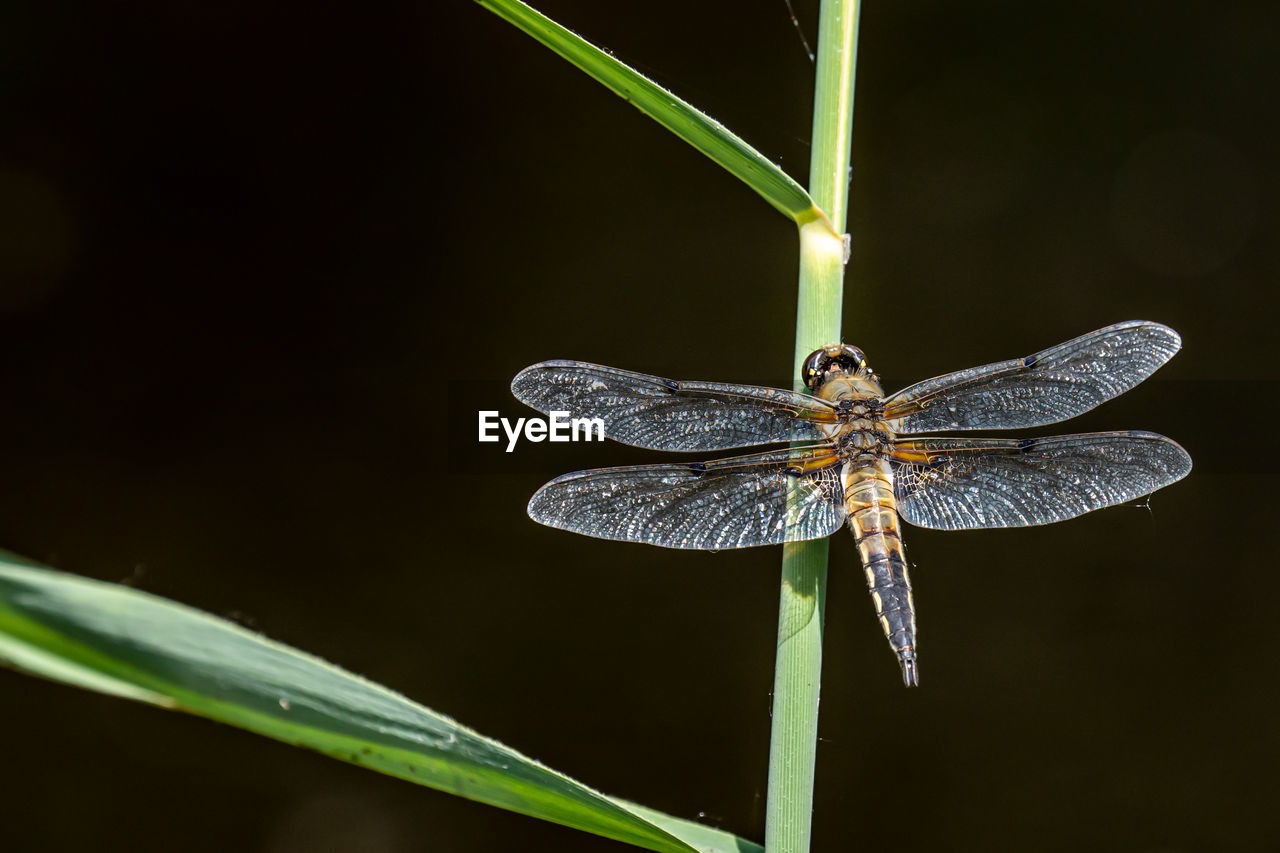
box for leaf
[474,0,825,228]
[0,552,760,853]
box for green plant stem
[766,2,862,852]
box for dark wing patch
[880,321,1181,433]
[511,361,838,452]
[891,431,1192,530]
[528,448,847,549]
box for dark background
[2,1,1277,850]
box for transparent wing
[527,448,847,549]
[880,321,1181,433]
[891,431,1192,530]
[511,361,840,452]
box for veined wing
[512,361,840,451]
[891,431,1192,530]
[527,447,846,549]
[880,321,1181,433]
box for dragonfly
[511,321,1192,686]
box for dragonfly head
[802,344,873,391]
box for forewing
[891,431,1192,530]
[511,361,839,451]
[527,448,847,549]
[881,321,1181,433]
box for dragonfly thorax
[812,373,885,404]
[839,421,895,454]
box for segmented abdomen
[844,458,919,686]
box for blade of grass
[474,0,830,230]
[0,553,760,853]
[767,2,862,852]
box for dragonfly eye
[802,344,869,389]
[801,347,830,389]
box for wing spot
[1022,354,1039,368]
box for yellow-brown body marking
[815,369,919,686]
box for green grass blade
[0,553,759,853]
[474,0,823,227]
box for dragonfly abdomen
[844,459,918,687]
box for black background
[2,1,1277,850]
